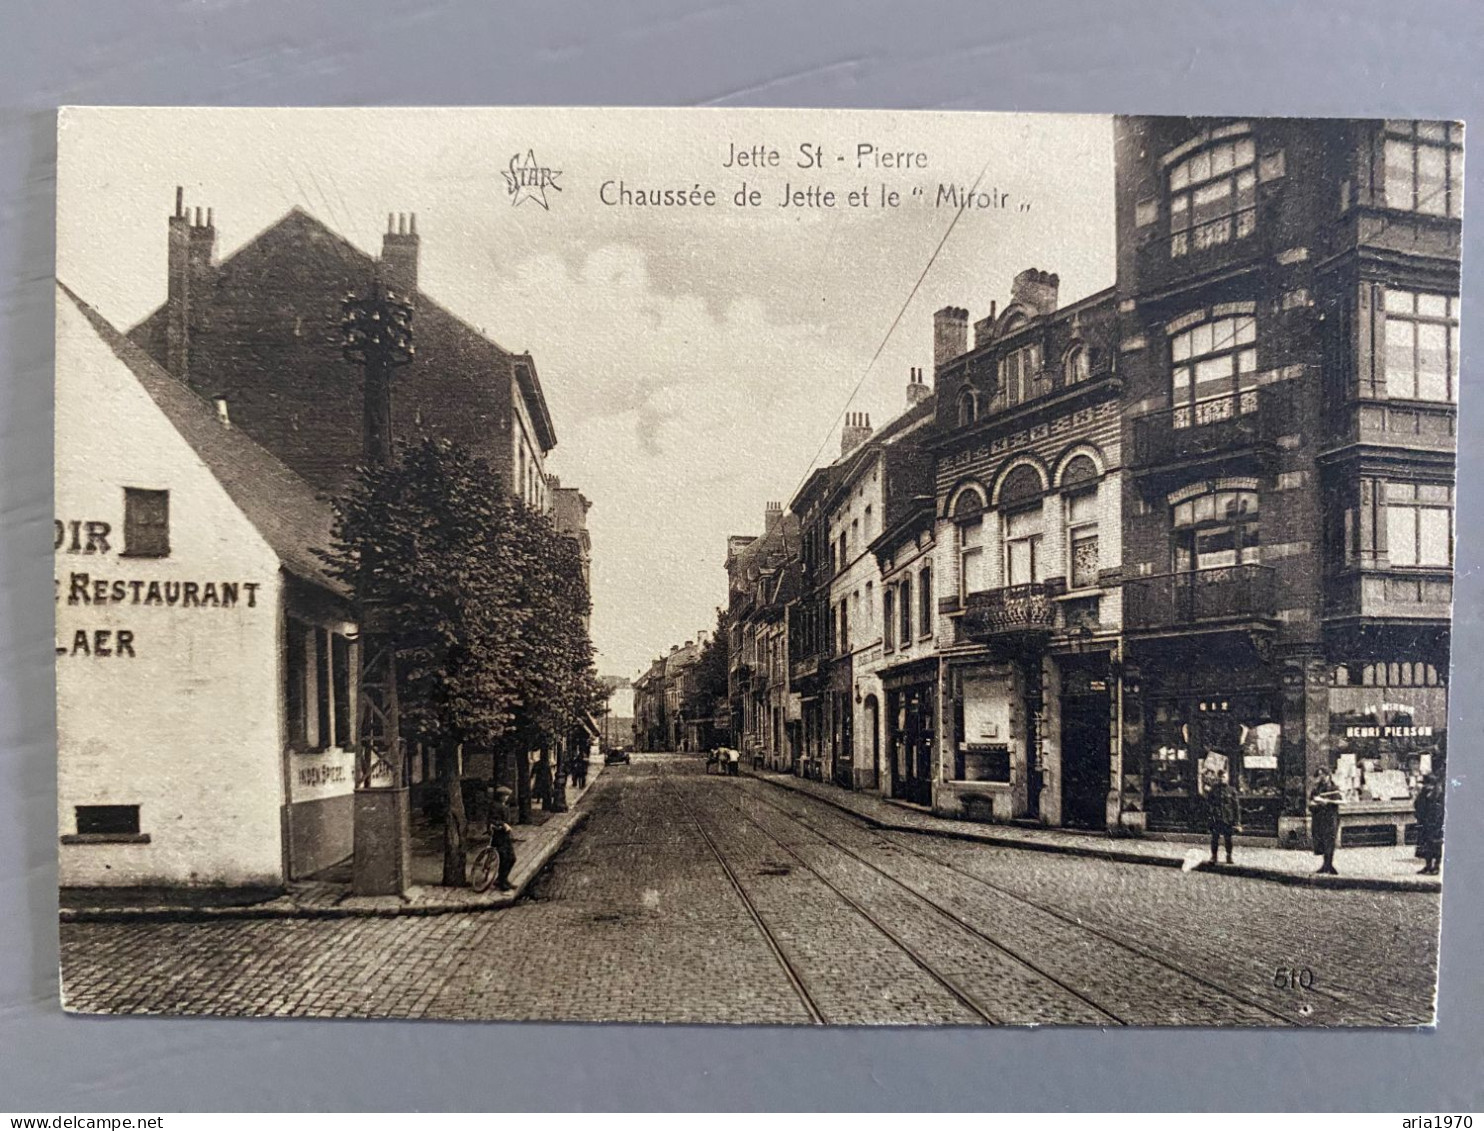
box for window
[122,488,170,558]
[1170,314,1258,428]
[1064,344,1089,385]
[1386,482,1453,567]
[919,566,933,635]
[287,621,357,750]
[1384,120,1464,218]
[899,573,913,645]
[864,505,873,539]
[1384,290,1459,402]
[999,344,1041,406]
[1005,508,1045,586]
[1173,489,1260,571]
[956,387,979,427]
[838,532,847,572]
[1067,489,1100,590]
[1169,135,1257,257]
[75,804,140,836]
[883,587,896,651]
[864,582,874,632]
[838,598,850,654]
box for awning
[581,712,602,737]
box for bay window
[1383,120,1464,219]
[1384,290,1459,403]
[1385,482,1453,567]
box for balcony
[1132,382,1293,479]
[1124,565,1276,634]
[790,655,822,684]
[1133,206,1266,300]
[961,584,1058,643]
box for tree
[322,438,528,885]
[684,606,730,738]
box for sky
[57,107,1116,681]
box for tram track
[660,771,826,1024]
[664,766,1002,1025]
[739,781,1304,1027]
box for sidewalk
[748,768,1441,893]
[59,762,606,923]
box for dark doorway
[1061,681,1111,830]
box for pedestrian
[727,747,740,777]
[488,784,517,892]
[573,750,589,789]
[1413,770,1445,875]
[1205,772,1240,865]
[1309,767,1344,875]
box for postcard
[55,107,1457,1025]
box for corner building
[1114,116,1459,841]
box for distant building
[725,503,800,771]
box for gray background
[2,0,1481,1112]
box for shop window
[883,586,895,651]
[1383,290,1459,403]
[122,487,170,558]
[918,566,933,636]
[953,672,1013,783]
[999,344,1041,407]
[1385,482,1453,567]
[1383,120,1464,219]
[1168,134,1257,257]
[74,804,140,837]
[1173,488,1260,571]
[332,633,354,747]
[1170,314,1258,428]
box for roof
[60,281,348,598]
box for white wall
[56,297,287,887]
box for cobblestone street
[60,754,1441,1026]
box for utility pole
[342,277,415,896]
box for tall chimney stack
[764,500,783,530]
[1010,268,1060,317]
[381,211,420,297]
[906,366,932,407]
[841,412,873,457]
[933,306,970,370]
[165,187,216,383]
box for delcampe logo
[503,150,562,210]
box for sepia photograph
[53,106,1458,1027]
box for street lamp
[342,278,415,896]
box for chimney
[1010,268,1060,317]
[933,306,969,370]
[906,367,932,407]
[764,500,783,530]
[973,302,998,349]
[165,187,216,382]
[381,211,420,297]
[841,411,873,457]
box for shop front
[1324,658,1446,847]
[1135,644,1284,836]
[937,655,1036,823]
[882,657,936,807]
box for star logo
[503,150,563,210]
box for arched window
[1168,133,1256,257]
[999,466,1045,587]
[1171,313,1259,429]
[1064,343,1089,385]
[1062,455,1101,590]
[956,387,979,427]
[953,489,986,599]
[1172,487,1260,572]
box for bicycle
[469,816,512,894]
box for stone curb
[749,772,1441,895]
[59,805,595,924]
